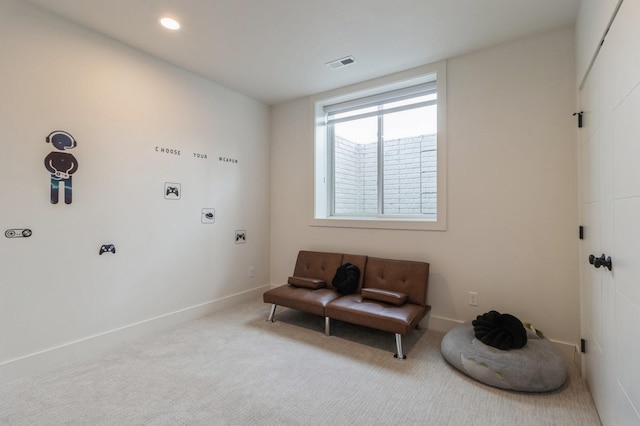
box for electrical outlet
[469,291,478,306]
[249,267,255,278]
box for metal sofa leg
[267,304,277,322]
[394,333,406,359]
[325,317,331,336]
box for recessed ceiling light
[160,17,180,31]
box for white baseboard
[0,285,270,384]
[423,314,579,367]
[421,314,463,333]
[549,339,580,368]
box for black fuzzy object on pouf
[472,310,527,350]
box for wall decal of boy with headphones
[44,130,79,204]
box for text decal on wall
[219,156,238,164]
[155,146,181,155]
[155,146,209,160]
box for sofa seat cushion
[325,295,426,335]
[263,285,342,317]
[361,288,407,306]
[288,276,327,289]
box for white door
[579,0,640,424]
[579,55,616,425]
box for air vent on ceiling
[326,56,356,70]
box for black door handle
[589,254,612,271]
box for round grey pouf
[441,322,567,392]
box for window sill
[310,216,447,231]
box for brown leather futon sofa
[263,250,431,359]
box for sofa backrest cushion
[293,251,343,288]
[363,257,430,306]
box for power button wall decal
[5,228,32,238]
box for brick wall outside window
[334,134,436,217]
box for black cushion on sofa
[332,263,360,295]
[472,310,527,350]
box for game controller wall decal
[44,130,79,205]
[164,182,181,200]
[5,228,32,238]
[201,208,215,224]
[99,244,116,255]
[235,230,246,244]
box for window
[311,62,447,231]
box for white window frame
[310,61,447,231]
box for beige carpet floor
[0,299,601,425]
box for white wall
[270,27,578,346]
[0,0,270,381]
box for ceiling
[25,0,581,105]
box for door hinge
[579,225,584,240]
[573,111,584,128]
[581,338,586,353]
